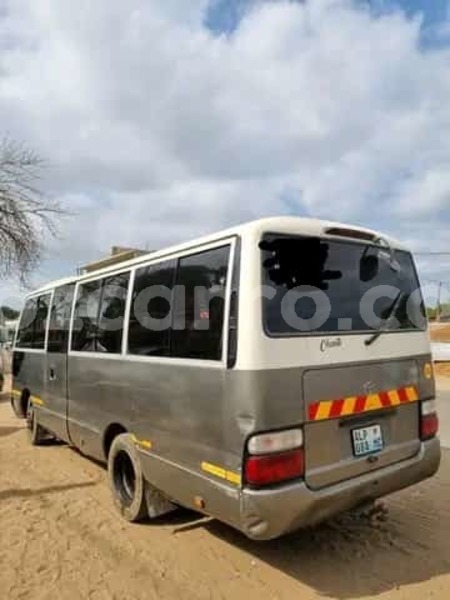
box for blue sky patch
[205,0,450,46]
[204,0,253,34]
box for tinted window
[128,260,175,356]
[34,295,50,349]
[48,284,75,353]
[261,234,425,335]
[71,280,102,352]
[97,273,130,353]
[172,246,230,360]
[15,295,50,349]
[16,298,38,349]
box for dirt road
[1,392,450,600]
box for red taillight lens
[245,448,305,487]
[421,413,439,441]
[420,400,439,441]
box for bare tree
[0,138,64,283]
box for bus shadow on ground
[162,452,450,599]
[201,494,450,600]
[143,508,209,533]
[0,425,22,438]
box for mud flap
[144,482,178,519]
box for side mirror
[360,254,379,282]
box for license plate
[352,425,384,457]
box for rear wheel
[27,405,46,446]
[11,389,30,419]
[108,434,148,522]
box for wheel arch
[103,423,128,460]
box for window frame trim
[47,283,76,354]
[69,271,131,355]
[15,291,52,352]
[170,241,235,363]
[126,257,177,359]
[67,236,237,366]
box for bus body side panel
[67,355,135,459]
[11,351,47,417]
[66,355,240,476]
[135,352,437,532]
[65,354,245,522]
[64,350,437,533]
[42,352,71,443]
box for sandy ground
[1,379,450,600]
[435,363,450,379]
[430,322,450,343]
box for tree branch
[0,137,67,284]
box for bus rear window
[261,234,425,336]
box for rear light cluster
[420,400,439,441]
[244,429,304,487]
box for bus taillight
[420,400,439,441]
[245,429,304,487]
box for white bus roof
[30,216,408,296]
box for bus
[11,217,440,540]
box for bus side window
[71,280,103,352]
[97,272,130,354]
[16,298,38,349]
[128,260,175,357]
[172,246,230,361]
[16,294,50,350]
[48,284,75,353]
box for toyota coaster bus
[11,217,440,540]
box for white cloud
[393,168,450,216]
[1,0,450,304]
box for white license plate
[352,424,384,457]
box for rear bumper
[240,438,441,540]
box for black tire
[27,405,46,446]
[108,433,148,523]
[11,389,29,419]
[21,390,30,420]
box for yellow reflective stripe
[226,471,242,486]
[202,462,226,479]
[316,401,332,421]
[365,394,382,411]
[406,386,419,402]
[201,462,241,486]
[11,390,44,406]
[131,435,153,450]
[341,396,357,416]
[388,390,401,406]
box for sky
[0,0,449,310]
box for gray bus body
[11,217,440,540]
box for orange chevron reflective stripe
[308,386,419,422]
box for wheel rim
[113,451,136,508]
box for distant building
[77,246,148,276]
[0,319,18,347]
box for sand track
[1,395,449,600]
